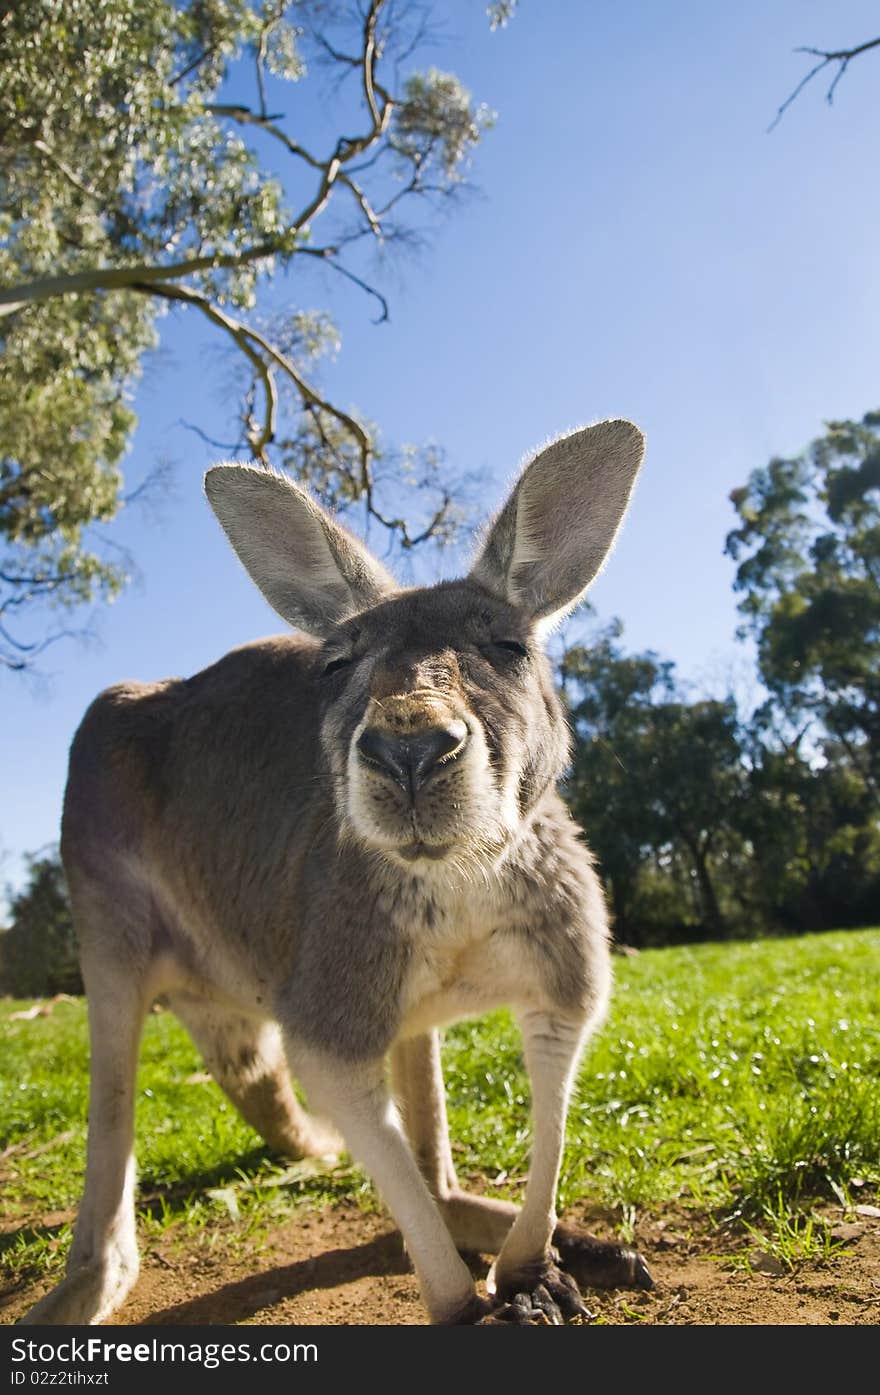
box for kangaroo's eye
[493,639,529,659]
[323,655,352,677]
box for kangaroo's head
[205,420,644,875]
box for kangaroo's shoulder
[185,632,320,694]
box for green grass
[725,1189,848,1273]
[2,928,879,1287]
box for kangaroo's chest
[395,887,546,1038]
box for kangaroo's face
[316,582,569,868]
[205,419,646,872]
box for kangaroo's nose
[356,721,468,796]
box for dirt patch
[3,1200,880,1327]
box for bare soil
[3,1200,879,1327]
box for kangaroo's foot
[553,1223,654,1291]
[483,1256,592,1325]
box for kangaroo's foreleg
[290,1039,488,1324]
[391,1030,652,1301]
[486,1010,594,1320]
[391,1032,520,1251]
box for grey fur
[24,419,646,1327]
[471,419,645,623]
[205,463,397,635]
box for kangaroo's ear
[469,419,645,626]
[205,464,397,636]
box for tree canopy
[726,411,880,806]
[0,0,493,668]
[557,414,880,946]
[560,600,879,947]
[0,850,81,996]
[563,623,748,943]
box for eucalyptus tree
[0,0,494,668]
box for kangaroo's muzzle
[356,721,468,800]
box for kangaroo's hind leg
[20,925,152,1324]
[390,1031,652,1296]
[167,993,340,1160]
[390,1031,518,1250]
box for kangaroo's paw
[486,1258,592,1325]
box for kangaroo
[23,418,652,1326]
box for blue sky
[3,0,879,904]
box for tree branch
[143,283,278,461]
[142,280,374,477]
[255,27,269,120]
[170,44,217,88]
[298,247,390,322]
[361,0,385,130]
[0,615,87,671]
[0,569,79,588]
[30,139,102,202]
[769,35,880,131]
[205,104,325,169]
[177,419,243,452]
[390,492,454,549]
[0,241,290,318]
[338,172,384,240]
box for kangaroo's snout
[356,721,468,798]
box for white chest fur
[395,870,545,1038]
